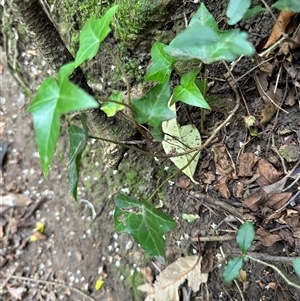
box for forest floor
[1,2,300,301]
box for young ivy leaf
[27,78,98,178]
[242,6,265,21]
[293,257,300,277]
[146,42,176,83]
[172,68,211,109]
[165,3,254,64]
[131,81,176,127]
[101,92,124,117]
[222,256,243,282]
[236,222,255,253]
[75,5,118,67]
[114,194,177,258]
[226,0,251,25]
[272,0,300,12]
[68,115,88,201]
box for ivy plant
[26,0,300,259]
[223,222,300,290]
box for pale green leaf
[272,0,300,12]
[293,257,300,277]
[226,0,251,25]
[146,42,176,83]
[114,194,177,258]
[131,81,175,127]
[58,62,76,84]
[101,92,124,117]
[236,222,255,253]
[182,213,199,222]
[242,6,265,21]
[162,106,201,183]
[222,256,243,282]
[75,6,118,67]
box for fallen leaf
[256,228,282,246]
[264,11,297,49]
[279,229,295,247]
[266,192,292,210]
[141,266,154,284]
[215,176,231,199]
[212,145,235,177]
[238,153,258,177]
[1,193,32,207]
[6,285,27,300]
[138,256,208,301]
[0,63,3,74]
[256,158,279,186]
[243,175,288,211]
[233,182,244,198]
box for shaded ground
[1,1,300,301]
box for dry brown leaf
[238,153,258,177]
[0,64,3,75]
[141,267,154,284]
[233,182,244,199]
[264,11,297,49]
[256,159,279,186]
[256,228,282,246]
[279,229,295,247]
[243,175,288,211]
[6,285,27,300]
[215,176,231,199]
[266,192,292,210]
[1,193,32,207]
[138,256,208,301]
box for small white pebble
[115,260,120,267]
[67,251,72,257]
[120,275,124,281]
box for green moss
[112,0,169,47]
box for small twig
[247,255,300,290]
[276,188,300,212]
[6,275,97,301]
[189,191,245,221]
[0,267,18,290]
[191,234,235,242]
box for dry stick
[247,256,300,290]
[191,234,235,242]
[6,275,97,301]
[189,191,245,221]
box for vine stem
[247,255,300,290]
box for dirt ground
[1,2,300,301]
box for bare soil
[1,2,300,301]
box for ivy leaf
[114,194,177,258]
[27,78,98,178]
[146,42,176,83]
[172,68,210,109]
[236,222,255,253]
[58,62,76,83]
[165,25,254,64]
[68,115,88,200]
[242,6,265,21]
[273,0,300,12]
[189,3,218,31]
[222,256,243,282]
[162,105,201,183]
[293,257,300,277]
[131,81,176,127]
[226,0,251,25]
[101,92,124,117]
[75,5,118,67]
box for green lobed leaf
[189,3,218,31]
[272,0,300,12]
[293,257,300,277]
[75,5,118,67]
[27,78,61,178]
[151,124,164,142]
[27,76,98,178]
[226,0,251,25]
[242,6,265,21]
[222,256,243,282]
[172,68,211,109]
[101,92,124,117]
[68,122,88,200]
[58,62,76,84]
[114,194,177,258]
[165,25,254,64]
[162,105,201,183]
[131,81,176,127]
[146,42,176,83]
[236,222,255,253]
